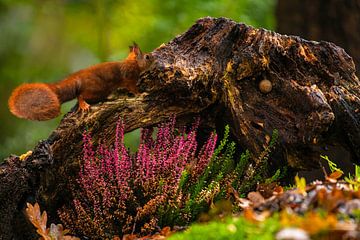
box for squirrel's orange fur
[8,43,153,121]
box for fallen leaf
[26,202,79,240]
[273,186,284,195]
[159,226,172,237]
[328,171,343,180]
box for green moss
[169,214,281,240]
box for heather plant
[175,126,279,222]
[58,118,218,238]
[58,119,279,239]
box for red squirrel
[8,43,153,121]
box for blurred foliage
[169,213,281,240]
[0,0,275,160]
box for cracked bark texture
[1,17,360,239]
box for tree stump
[1,17,359,239]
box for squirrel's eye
[145,55,150,60]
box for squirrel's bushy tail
[8,83,60,121]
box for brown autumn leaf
[243,207,256,222]
[280,210,338,235]
[243,207,269,222]
[159,226,172,237]
[122,234,138,240]
[300,212,338,235]
[26,202,79,240]
[26,202,50,240]
[273,186,284,195]
[328,188,346,209]
[326,171,343,182]
[354,189,360,198]
[329,171,343,179]
[316,188,327,206]
[63,237,80,240]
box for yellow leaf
[19,151,32,161]
[295,175,306,195]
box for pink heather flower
[194,132,218,176]
[67,117,218,236]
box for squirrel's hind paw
[77,96,91,112]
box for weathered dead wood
[1,17,360,239]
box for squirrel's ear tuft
[126,42,143,60]
[132,42,142,56]
[129,42,139,52]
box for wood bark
[1,17,360,239]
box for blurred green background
[0,0,275,160]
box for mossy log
[1,17,360,239]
